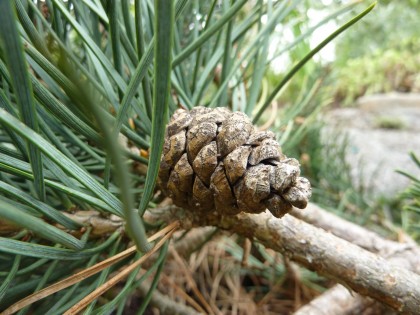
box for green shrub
[332,38,420,106]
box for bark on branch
[292,204,420,315]
[144,205,420,314]
[293,284,378,315]
[291,204,420,274]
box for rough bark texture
[144,205,420,314]
[158,107,311,218]
[291,203,420,274]
[224,213,420,314]
[291,204,420,315]
[293,285,378,315]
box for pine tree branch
[291,203,420,273]
[0,211,124,237]
[291,204,403,251]
[64,211,124,237]
[293,284,378,315]
[222,213,420,314]
[144,204,420,313]
[291,204,420,315]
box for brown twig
[172,227,217,258]
[63,211,124,237]
[241,237,252,267]
[291,203,420,273]
[0,211,124,238]
[293,284,377,315]
[225,213,420,314]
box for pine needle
[64,224,178,314]
[2,221,179,315]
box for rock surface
[325,93,420,197]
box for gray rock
[324,93,420,197]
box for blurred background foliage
[0,0,418,313]
[332,0,420,105]
[265,0,420,106]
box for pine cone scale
[192,176,214,211]
[163,132,186,166]
[249,140,282,165]
[166,110,192,137]
[192,141,218,186]
[224,146,252,185]
[187,122,217,162]
[217,112,254,157]
[210,163,237,208]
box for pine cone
[158,107,311,218]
